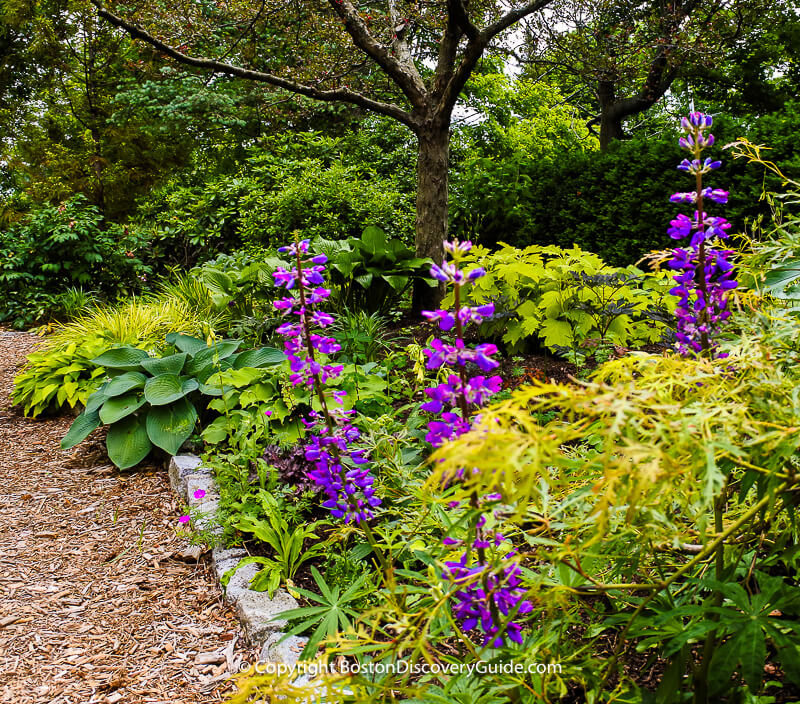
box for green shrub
[134,176,258,268]
[239,162,414,249]
[0,195,150,328]
[61,333,284,469]
[451,243,675,358]
[451,103,800,265]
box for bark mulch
[0,331,257,704]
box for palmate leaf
[145,398,198,454]
[99,393,146,424]
[106,414,152,469]
[709,621,767,695]
[61,409,101,450]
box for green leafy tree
[87,0,560,307]
[521,0,780,149]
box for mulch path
[0,331,257,703]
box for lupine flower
[444,553,533,648]
[421,240,530,646]
[272,237,380,523]
[668,112,738,357]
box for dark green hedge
[452,104,800,265]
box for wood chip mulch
[0,331,257,703]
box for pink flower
[264,410,272,417]
[193,489,206,499]
[178,515,191,524]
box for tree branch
[432,14,463,102]
[447,0,480,41]
[483,0,554,41]
[88,0,417,128]
[327,0,427,109]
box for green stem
[693,485,728,704]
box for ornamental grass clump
[668,112,738,357]
[421,240,531,647]
[272,237,380,524]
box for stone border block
[167,455,307,665]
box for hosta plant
[13,296,215,418]
[60,333,284,469]
[314,226,434,315]
[12,337,111,417]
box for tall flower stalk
[272,237,380,525]
[422,240,531,648]
[668,112,738,357]
[667,113,740,700]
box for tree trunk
[599,111,625,151]
[412,124,450,311]
[597,78,625,152]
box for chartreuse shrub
[13,297,217,417]
[450,242,675,358]
[12,338,111,418]
[229,126,800,702]
[231,334,800,704]
[60,333,284,469]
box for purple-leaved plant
[272,237,380,524]
[422,240,532,647]
[668,112,738,357]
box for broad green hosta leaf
[99,393,146,424]
[185,341,241,375]
[360,224,388,256]
[144,375,198,405]
[145,399,198,454]
[165,332,208,355]
[141,353,188,377]
[85,383,109,414]
[232,347,285,369]
[106,414,152,469]
[92,347,150,370]
[104,372,147,397]
[61,410,101,450]
[382,274,409,291]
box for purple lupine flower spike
[272,237,380,523]
[668,111,738,357]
